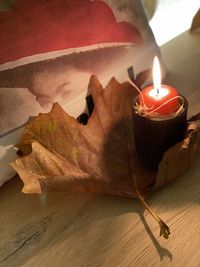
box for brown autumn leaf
[135,69,151,88]
[11,75,155,197]
[155,113,200,189]
[190,8,200,32]
[127,67,151,89]
[11,75,200,238]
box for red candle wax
[138,84,179,116]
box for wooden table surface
[0,31,200,267]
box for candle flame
[153,56,161,93]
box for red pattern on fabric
[0,0,142,64]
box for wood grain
[0,31,200,267]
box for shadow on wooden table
[139,214,172,261]
[100,116,200,264]
[0,177,167,266]
[0,160,199,267]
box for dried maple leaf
[155,113,200,189]
[190,8,200,32]
[127,67,151,88]
[11,76,200,239]
[12,76,155,197]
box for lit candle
[132,57,188,169]
[139,56,179,116]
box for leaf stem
[130,160,170,239]
[135,183,170,239]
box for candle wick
[156,88,159,97]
